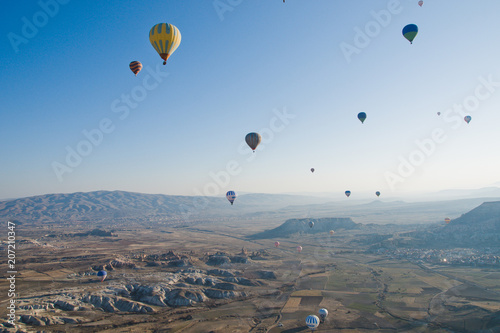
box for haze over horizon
[3,184,500,204]
[3,1,500,200]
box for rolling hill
[248,217,360,239]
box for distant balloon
[376,191,381,197]
[226,191,237,205]
[309,221,314,229]
[357,112,367,124]
[149,23,181,65]
[275,241,280,248]
[318,308,328,322]
[245,132,262,152]
[437,112,441,116]
[445,218,451,224]
[97,270,107,282]
[129,61,142,76]
[310,168,315,173]
[418,0,423,6]
[464,115,472,124]
[329,230,335,236]
[345,190,351,197]
[402,24,418,44]
[306,315,320,330]
[297,246,303,253]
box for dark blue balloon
[358,112,367,123]
[402,24,418,43]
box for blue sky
[2,0,500,199]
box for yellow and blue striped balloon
[149,23,181,65]
[129,61,142,76]
[402,24,418,44]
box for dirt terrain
[1,218,500,332]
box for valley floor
[1,220,500,332]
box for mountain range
[2,190,500,227]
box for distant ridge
[392,201,500,249]
[248,217,360,239]
[448,201,500,226]
[0,190,219,223]
[431,187,500,199]
[0,190,332,224]
[437,201,500,247]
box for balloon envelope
[226,191,237,205]
[245,132,262,151]
[402,24,418,44]
[309,221,314,228]
[376,191,381,197]
[345,190,351,197]
[310,168,315,173]
[306,315,320,330]
[275,241,280,248]
[297,246,303,253]
[464,115,472,123]
[319,308,328,320]
[445,218,451,224]
[330,230,335,236]
[418,0,423,6]
[97,270,107,282]
[129,61,142,76]
[149,23,181,65]
[357,112,367,123]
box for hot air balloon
[357,112,367,124]
[437,112,441,116]
[97,270,107,282]
[245,132,262,152]
[445,218,451,224]
[297,246,303,253]
[309,221,314,229]
[329,230,335,236]
[129,61,142,76]
[376,191,381,197]
[418,0,423,6]
[345,190,351,197]
[149,23,181,65]
[402,24,418,44]
[226,191,237,205]
[305,315,320,331]
[310,168,315,173]
[275,241,280,248]
[464,115,471,124]
[318,308,328,322]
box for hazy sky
[2,0,500,199]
